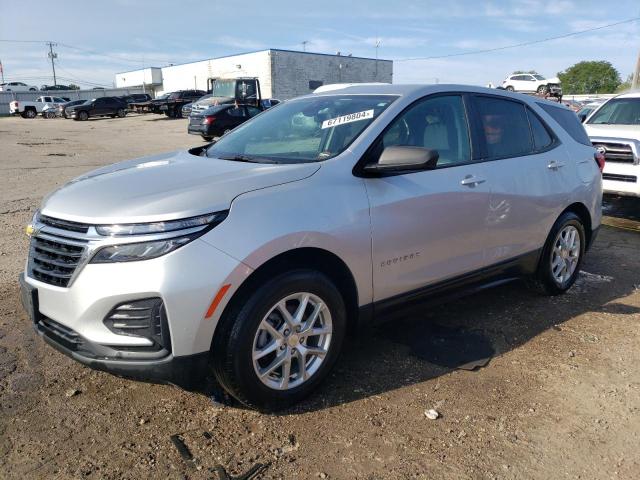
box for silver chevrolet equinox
[20,85,602,410]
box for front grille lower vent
[103,298,171,352]
[603,173,638,183]
[29,236,86,287]
[38,316,87,353]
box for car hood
[40,149,321,224]
[545,77,561,84]
[585,124,640,141]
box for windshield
[206,95,397,163]
[212,79,237,98]
[533,74,546,80]
[587,98,640,125]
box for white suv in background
[502,73,562,98]
[0,81,39,92]
[584,92,640,198]
[20,85,602,410]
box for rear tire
[529,212,585,296]
[24,108,37,119]
[201,136,213,141]
[211,269,347,411]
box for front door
[363,94,491,302]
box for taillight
[594,151,605,172]
[202,115,216,125]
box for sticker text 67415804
[321,109,374,129]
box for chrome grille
[28,235,86,287]
[592,142,635,163]
[39,215,89,233]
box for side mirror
[363,146,439,175]
[578,112,588,123]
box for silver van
[20,85,602,410]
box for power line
[396,17,640,62]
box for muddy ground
[0,114,639,479]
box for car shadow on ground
[187,225,639,414]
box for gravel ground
[1,114,639,479]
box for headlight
[95,211,227,236]
[90,211,228,263]
[90,236,193,263]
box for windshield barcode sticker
[321,109,374,129]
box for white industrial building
[115,49,393,99]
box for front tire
[537,85,549,95]
[117,108,126,118]
[530,212,585,295]
[505,86,515,92]
[78,111,89,121]
[212,269,347,411]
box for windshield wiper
[218,154,257,162]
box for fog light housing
[103,298,171,352]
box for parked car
[158,90,207,118]
[149,93,171,113]
[0,81,38,92]
[188,104,263,140]
[577,101,605,123]
[182,102,193,117]
[20,84,602,410]
[502,73,562,98]
[40,85,74,91]
[65,96,128,120]
[584,92,640,198]
[58,99,88,118]
[9,96,69,118]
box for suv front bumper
[20,236,252,382]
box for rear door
[470,94,569,263]
[364,94,492,301]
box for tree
[68,84,80,90]
[557,61,621,94]
[615,74,634,93]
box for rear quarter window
[537,102,591,146]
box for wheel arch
[215,247,361,343]
[560,202,593,247]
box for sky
[1,0,639,89]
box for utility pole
[0,59,4,84]
[632,48,640,90]
[47,42,58,86]
[302,40,309,52]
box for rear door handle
[460,175,486,186]
[547,160,565,170]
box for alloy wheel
[550,225,580,285]
[252,292,332,390]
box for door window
[380,95,471,167]
[474,96,533,159]
[246,106,262,117]
[227,106,245,117]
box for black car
[188,104,263,141]
[159,90,207,118]
[40,84,74,91]
[66,97,128,121]
[58,99,87,118]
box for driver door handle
[547,160,565,170]
[460,175,486,187]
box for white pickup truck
[9,96,69,118]
[584,92,640,198]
